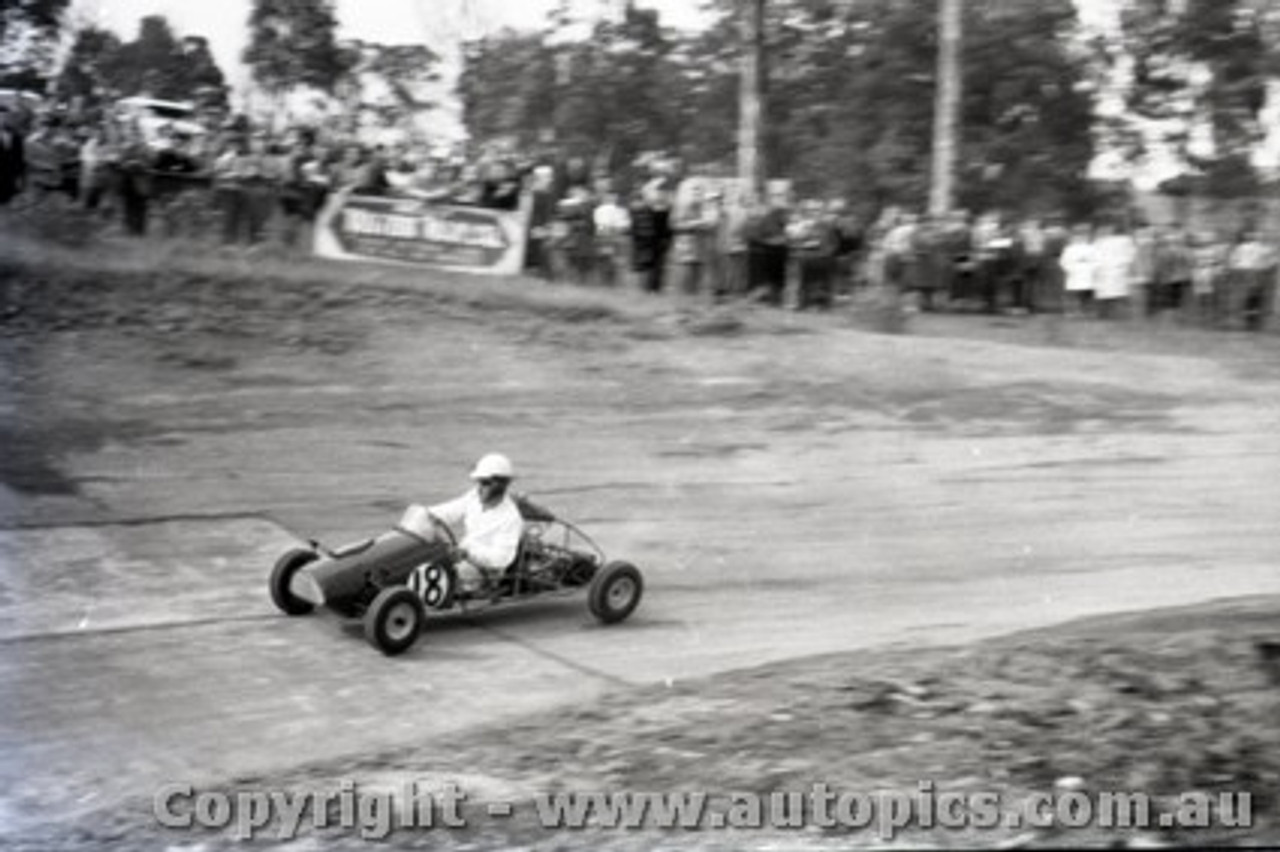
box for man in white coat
[1092,223,1135,319]
[426,453,524,595]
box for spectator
[213,133,270,246]
[698,187,732,301]
[115,120,152,236]
[971,211,1015,313]
[480,159,521,211]
[78,124,114,212]
[1226,228,1277,331]
[0,106,25,205]
[863,207,899,291]
[242,132,279,243]
[1040,215,1071,312]
[1130,222,1159,321]
[592,189,631,287]
[882,211,920,301]
[914,215,952,312]
[671,181,717,300]
[332,144,367,193]
[1152,226,1192,319]
[525,164,557,279]
[827,198,862,300]
[279,130,321,248]
[630,178,673,294]
[355,145,391,196]
[1092,222,1135,320]
[559,184,597,285]
[746,198,790,305]
[1016,216,1047,313]
[1059,223,1096,318]
[713,185,751,299]
[791,198,839,310]
[1189,230,1226,327]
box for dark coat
[0,129,26,204]
[629,203,672,272]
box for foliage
[243,0,352,98]
[459,2,682,173]
[1115,0,1279,196]
[458,0,1095,216]
[0,0,73,90]
[52,17,228,107]
[338,41,442,131]
[54,26,122,101]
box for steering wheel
[427,513,458,549]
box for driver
[426,453,524,595]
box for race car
[268,497,643,655]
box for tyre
[364,587,425,656]
[588,561,643,625]
[269,548,319,616]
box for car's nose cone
[290,570,326,606]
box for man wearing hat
[426,453,525,596]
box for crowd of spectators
[1,96,1277,332]
[531,173,1278,331]
[5,98,526,246]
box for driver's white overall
[409,490,522,592]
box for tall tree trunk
[929,0,962,216]
[738,0,766,204]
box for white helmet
[470,453,515,481]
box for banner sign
[314,191,531,276]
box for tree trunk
[929,0,962,216]
[738,0,766,204]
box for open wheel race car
[268,497,643,655]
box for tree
[243,0,352,102]
[54,16,229,106]
[460,0,1093,216]
[739,0,767,200]
[54,26,123,101]
[1114,0,1278,195]
[929,0,963,214]
[457,29,556,148]
[704,0,1094,215]
[179,36,229,109]
[341,41,441,130]
[459,2,683,173]
[106,15,185,98]
[0,0,73,90]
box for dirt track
[2,244,1279,844]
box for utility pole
[738,0,766,203]
[928,0,962,215]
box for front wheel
[270,548,319,616]
[364,587,425,656]
[588,561,643,625]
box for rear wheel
[364,587,425,655]
[269,548,319,616]
[588,561,643,625]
